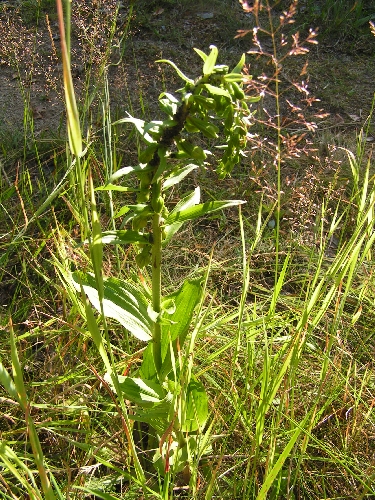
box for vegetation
[0,0,375,498]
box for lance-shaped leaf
[113,115,156,144]
[163,187,201,246]
[95,184,137,193]
[106,374,172,409]
[104,164,152,184]
[203,45,218,76]
[100,230,149,245]
[88,172,104,303]
[193,47,208,62]
[139,143,159,163]
[165,199,246,225]
[156,59,194,85]
[203,84,231,98]
[191,94,216,110]
[9,321,56,500]
[153,435,201,476]
[163,164,198,190]
[112,203,149,221]
[182,378,209,432]
[0,358,19,404]
[159,92,179,116]
[185,116,219,139]
[140,279,203,382]
[159,278,203,380]
[223,73,245,82]
[232,53,246,74]
[130,408,171,434]
[72,272,152,341]
[176,139,207,161]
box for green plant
[82,50,258,488]
[55,0,261,495]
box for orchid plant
[57,5,257,487]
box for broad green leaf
[161,298,176,315]
[193,47,208,62]
[145,119,176,132]
[186,115,219,139]
[108,375,172,408]
[163,164,198,190]
[160,279,203,380]
[182,378,208,432]
[165,199,245,225]
[72,273,152,341]
[139,143,158,163]
[203,45,218,76]
[163,187,200,246]
[171,187,202,212]
[245,94,261,103]
[143,120,170,142]
[212,64,229,74]
[159,92,179,116]
[153,435,199,475]
[159,92,179,104]
[139,343,158,381]
[151,147,168,183]
[156,59,194,85]
[164,279,202,344]
[100,230,149,245]
[131,408,170,434]
[112,203,149,221]
[113,206,130,218]
[204,84,231,98]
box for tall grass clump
[0,0,375,499]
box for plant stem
[147,101,192,379]
[152,208,163,377]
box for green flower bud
[137,191,150,203]
[230,82,245,101]
[136,248,151,268]
[132,215,149,230]
[152,196,165,214]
